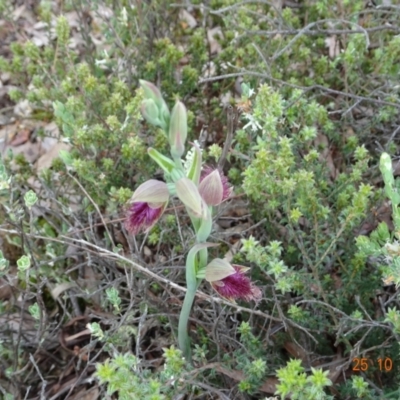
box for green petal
[186,142,202,186]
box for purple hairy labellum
[205,259,262,303]
[125,180,169,235]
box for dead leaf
[325,35,340,59]
[12,4,26,21]
[60,316,91,352]
[179,9,197,29]
[284,341,309,364]
[14,99,33,118]
[0,123,18,147]
[37,141,71,171]
[0,278,12,300]
[7,140,42,164]
[68,386,99,400]
[9,127,31,146]
[207,27,223,54]
[51,282,78,300]
[215,364,279,394]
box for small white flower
[242,113,262,132]
[183,140,203,173]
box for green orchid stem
[174,157,184,172]
[199,248,208,270]
[178,247,208,363]
[178,283,197,363]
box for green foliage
[239,84,377,312]
[1,0,400,397]
[275,359,332,400]
[237,83,399,393]
[96,354,165,400]
[105,287,122,313]
[95,346,189,400]
[350,376,375,399]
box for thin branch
[199,71,400,109]
[67,171,116,249]
[29,354,47,400]
[0,228,282,323]
[238,25,399,40]
[218,105,236,170]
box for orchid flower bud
[139,80,170,131]
[380,152,395,188]
[169,101,187,159]
[141,99,161,126]
[175,177,206,219]
[139,80,163,108]
[199,167,232,206]
[125,179,169,235]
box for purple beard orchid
[204,258,262,303]
[124,179,169,235]
[210,265,262,302]
[124,169,261,302]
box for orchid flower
[208,265,262,302]
[202,258,262,303]
[199,166,232,206]
[125,179,169,235]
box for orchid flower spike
[139,80,170,131]
[125,179,169,235]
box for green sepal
[175,177,205,218]
[148,148,175,174]
[196,206,213,242]
[186,243,219,290]
[186,142,202,186]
